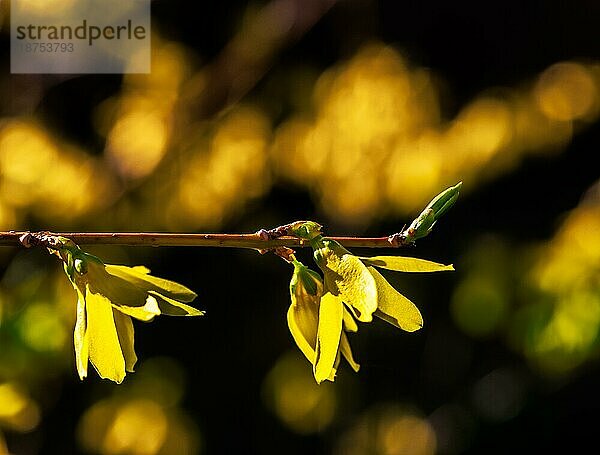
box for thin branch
[181,0,338,119]
[0,231,408,249]
[0,185,461,251]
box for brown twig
[0,230,410,249]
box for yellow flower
[286,234,453,383]
[57,245,203,383]
[307,237,454,381]
[312,237,453,330]
[287,260,359,384]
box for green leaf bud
[287,221,323,240]
[404,182,462,242]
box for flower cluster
[53,240,203,383]
[286,223,453,383]
[39,181,459,384]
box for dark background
[1,0,600,454]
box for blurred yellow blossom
[262,352,340,434]
[77,358,201,454]
[0,119,115,225]
[271,44,600,225]
[335,404,437,455]
[524,203,600,373]
[0,382,40,432]
[171,106,272,229]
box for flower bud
[287,221,323,240]
[405,181,462,242]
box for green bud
[405,182,462,242]
[287,221,323,240]
[427,181,462,220]
[407,208,437,241]
[299,267,323,296]
[291,260,323,297]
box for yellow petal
[287,297,318,364]
[128,265,151,274]
[324,253,378,322]
[288,263,322,366]
[368,267,423,332]
[329,351,341,382]
[314,240,378,322]
[88,264,151,309]
[112,295,161,321]
[340,332,360,372]
[342,307,358,333]
[314,292,343,383]
[113,311,137,373]
[85,285,126,383]
[74,287,89,380]
[105,264,197,302]
[361,256,454,272]
[149,291,204,317]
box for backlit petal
[88,264,150,309]
[340,332,360,372]
[326,253,378,322]
[314,292,343,383]
[314,239,378,322]
[113,311,137,373]
[105,264,197,302]
[112,295,161,321]
[74,287,89,380]
[342,307,358,333]
[361,256,454,272]
[85,285,126,383]
[368,267,423,332]
[149,291,205,316]
[287,301,318,364]
[287,270,321,363]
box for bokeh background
[1,0,600,453]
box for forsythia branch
[0,182,462,384]
[0,184,463,250]
[0,230,412,249]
